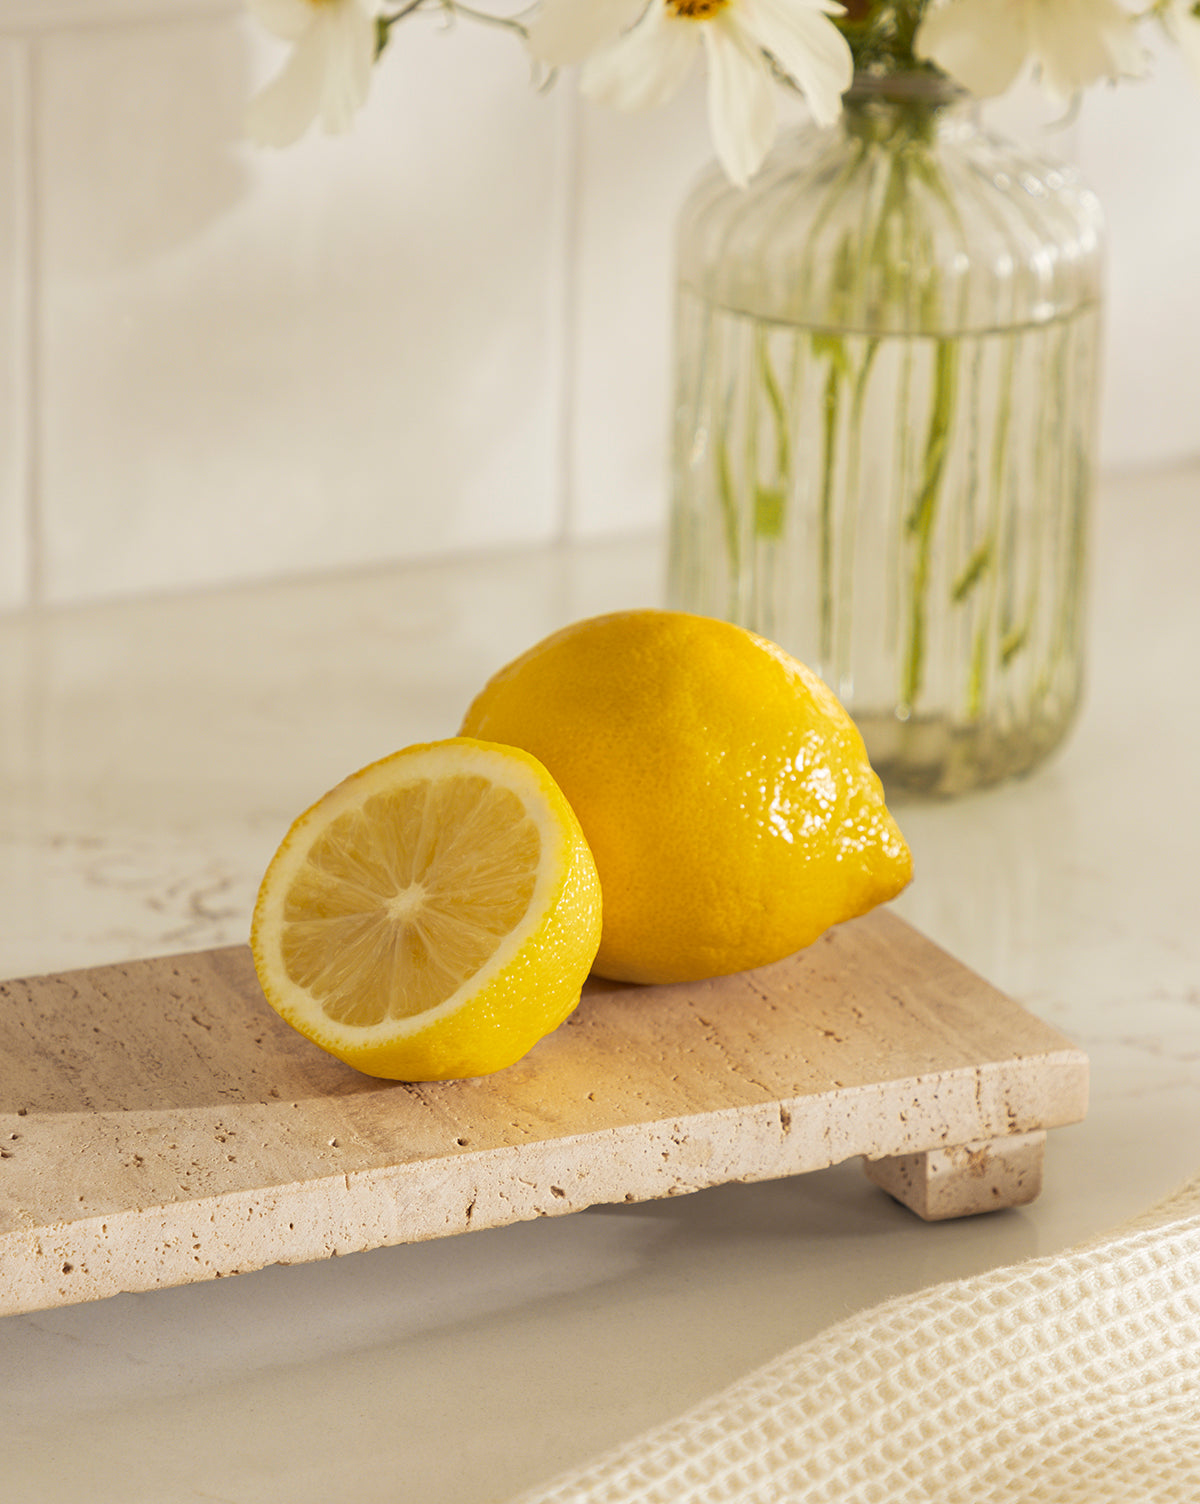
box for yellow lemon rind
[460,609,912,987]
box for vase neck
[839,70,974,145]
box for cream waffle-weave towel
[511,1174,1200,1503]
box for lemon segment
[251,738,602,1081]
[460,609,912,985]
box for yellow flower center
[666,0,731,18]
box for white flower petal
[1163,0,1200,85]
[244,0,376,147]
[739,0,852,127]
[526,0,647,66]
[914,0,1032,98]
[246,0,316,45]
[246,25,331,146]
[702,16,777,187]
[315,1,378,135]
[581,4,699,111]
[1027,0,1147,100]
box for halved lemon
[251,738,602,1081]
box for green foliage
[833,0,941,79]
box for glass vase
[666,75,1104,798]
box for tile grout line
[549,81,581,547]
[10,34,53,855]
[13,33,43,611]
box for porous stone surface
[0,909,1088,1315]
[864,1130,1048,1219]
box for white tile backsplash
[569,82,709,543]
[1,7,1198,610]
[36,11,568,603]
[1076,33,1200,472]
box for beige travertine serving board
[0,909,1087,1316]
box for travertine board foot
[864,1130,1047,1221]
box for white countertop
[4,463,1200,1504]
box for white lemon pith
[251,738,602,1081]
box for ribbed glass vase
[666,75,1104,798]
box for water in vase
[667,288,1102,797]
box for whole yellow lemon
[460,609,911,985]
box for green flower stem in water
[819,346,841,664]
[903,335,958,707]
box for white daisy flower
[528,0,855,187]
[246,0,383,148]
[914,0,1147,103]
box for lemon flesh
[461,610,912,985]
[251,738,602,1080]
